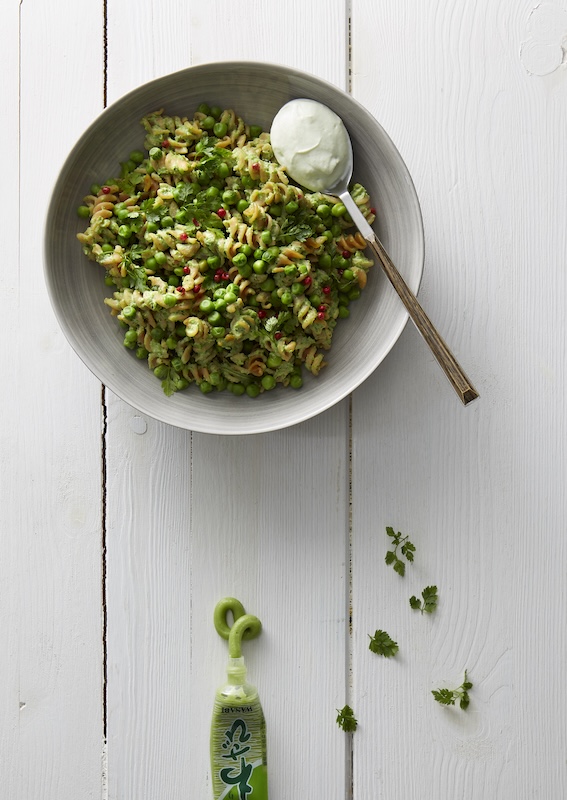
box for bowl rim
[44,60,425,434]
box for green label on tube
[210,695,268,800]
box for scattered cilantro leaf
[196,136,233,179]
[385,526,416,577]
[432,671,472,710]
[279,211,319,243]
[336,705,357,732]
[368,630,399,658]
[410,585,438,614]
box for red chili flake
[178,286,186,294]
[162,139,170,147]
[303,275,312,287]
[192,218,200,227]
[179,232,188,242]
[257,310,267,319]
[323,286,331,295]
[217,208,227,219]
[274,332,282,340]
[342,250,352,259]
[318,304,326,312]
[317,311,325,320]
[222,271,230,281]
[370,207,376,214]
[251,162,260,172]
[101,186,111,194]
[193,284,201,294]
[213,273,222,282]
[183,266,190,274]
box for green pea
[123,330,137,349]
[289,374,303,389]
[262,246,279,263]
[246,383,261,398]
[222,189,238,205]
[101,243,114,253]
[285,200,299,214]
[241,175,255,188]
[116,207,130,221]
[136,346,149,360]
[146,256,157,271]
[90,183,101,196]
[166,336,178,349]
[201,115,216,130]
[249,125,263,139]
[331,202,347,217]
[198,102,210,115]
[342,268,354,282]
[319,253,332,269]
[297,262,309,275]
[146,221,158,234]
[153,364,169,379]
[311,294,322,308]
[163,293,177,308]
[215,298,228,311]
[239,244,252,257]
[261,374,276,390]
[270,203,282,216]
[216,162,230,179]
[174,325,186,338]
[104,275,115,287]
[231,383,246,396]
[199,298,215,314]
[260,230,272,244]
[168,275,180,286]
[117,235,129,247]
[207,311,222,325]
[338,293,350,307]
[224,292,238,305]
[330,223,342,237]
[211,326,226,338]
[280,290,293,306]
[283,265,298,278]
[149,147,162,160]
[207,255,221,270]
[175,210,189,223]
[260,277,276,292]
[316,204,331,218]
[210,105,222,120]
[200,380,213,394]
[267,354,282,369]
[236,199,249,213]
[118,224,131,238]
[173,267,185,277]
[213,287,226,299]
[338,305,350,319]
[77,205,90,219]
[196,170,209,185]
[225,283,239,295]
[129,149,145,165]
[151,326,166,341]
[252,260,266,274]
[348,288,361,301]
[270,290,282,307]
[154,251,167,265]
[238,262,253,278]
[122,305,136,320]
[254,248,264,259]
[213,122,228,138]
[161,215,174,229]
[175,377,190,390]
[206,186,220,199]
[232,252,248,268]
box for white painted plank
[0,1,105,798]
[104,1,351,798]
[351,0,567,798]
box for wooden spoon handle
[369,236,479,405]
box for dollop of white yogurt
[270,98,350,192]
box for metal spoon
[271,100,479,406]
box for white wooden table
[4,1,566,797]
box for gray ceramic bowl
[45,61,423,434]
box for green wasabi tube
[211,598,268,800]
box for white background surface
[3,0,566,797]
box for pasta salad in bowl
[45,62,424,434]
